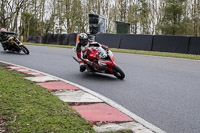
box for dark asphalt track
[1,45,200,133]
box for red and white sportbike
[73,46,125,79]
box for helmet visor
[80,39,88,46]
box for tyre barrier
[27,34,200,55]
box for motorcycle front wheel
[20,45,29,55]
[112,65,125,79]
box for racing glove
[102,45,109,50]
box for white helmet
[79,33,88,46]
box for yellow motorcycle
[1,32,29,55]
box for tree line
[0,0,200,41]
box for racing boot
[2,44,7,51]
[80,65,86,72]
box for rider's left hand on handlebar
[102,45,109,50]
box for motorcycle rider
[0,28,16,51]
[0,28,10,50]
[75,33,108,72]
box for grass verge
[0,64,133,133]
[24,42,200,60]
[0,65,95,133]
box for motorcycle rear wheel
[20,45,29,55]
[112,65,125,79]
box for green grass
[110,48,200,60]
[0,66,95,133]
[24,42,200,60]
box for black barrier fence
[68,33,77,46]
[58,34,68,45]
[27,36,42,43]
[46,34,54,44]
[28,33,77,46]
[95,33,121,48]
[63,34,70,45]
[41,34,48,44]
[152,35,190,54]
[27,33,200,55]
[188,37,200,55]
[120,34,153,51]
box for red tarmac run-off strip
[21,71,35,74]
[7,66,15,68]
[12,68,24,70]
[34,74,46,77]
[7,66,42,76]
[37,81,80,90]
[6,66,26,71]
[72,103,133,122]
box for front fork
[107,67,113,73]
[106,62,116,73]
